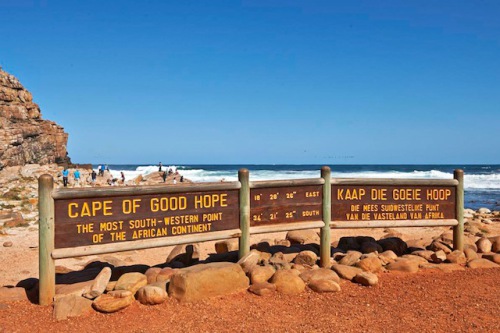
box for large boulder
[467,258,500,269]
[446,251,467,265]
[332,264,363,281]
[248,282,276,296]
[53,294,93,321]
[270,270,306,295]
[356,257,383,273]
[166,244,200,266]
[0,286,29,302]
[215,239,239,254]
[476,237,492,253]
[249,265,276,285]
[238,249,265,273]
[168,262,249,302]
[489,236,500,253]
[286,230,320,245]
[308,279,341,293]
[386,259,420,273]
[92,291,135,313]
[82,267,112,299]
[114,272,148,295]
[293,250,318,266]
[299,268,340,284]
[136,285,168,305]
[377,237,408,256]
[354,272,378,286]
[338,251,362,266]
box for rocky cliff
[0,67,70,169]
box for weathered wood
[453,169,464,251]
[52,228,242,259]
[38,174,55,305]
[320,166,331,268]
[54,189,239,248]
[331,184,456,221]
[250,178,325,189]
[250,185,322,226]
[330,219,458,229]
[331,178,459,186]
[52,181,241,200]
[249,221,325,235]
[239,169,250,259]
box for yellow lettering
[150,196,187,212]
[76,223,94,233]
[68,203,78,218]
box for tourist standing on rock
[62,168,69,187]
[100,164,106,176]
[74,169,81,187]
[162,171,167,182]
[173,177,177,185]
[91,169,97,185]
[180,175,184,183]
[159,162,162,172]
[121,171,125,184]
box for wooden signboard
[54,189,239,248]
[250,185,323,226]
[331,184,456,222]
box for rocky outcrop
[0,67,70,169]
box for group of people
[62,168,81,187]
[61,163,185,188]
[96,164,109,177]
[159,162,184,184]
[61,166,126,188]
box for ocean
[97,164,500,211]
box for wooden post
[453,169,464,251]
[238,169,250,259]
[38,174,55,305]
[320,166,331,267]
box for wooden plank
[38,174,55,306]
[250,221,325,235]
[250,185,323,226]
[320,166,331,268]
[331,184,457,222]
[52,228,242,259]
[52,181,241,200]
[239,169,250,259]
[330,219,458,229]
[453,170,464,251]
[332,178,459,186]
[250,178,324,189]
[54,189,240,248]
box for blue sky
[1,1,499,164]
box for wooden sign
[54,190,239,248]
[331,184,456,222]
[250,185,323,226]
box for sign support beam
[38,174,55,306]
[453,169,464,251]
[238,169,250,259]
[320,166,331,267]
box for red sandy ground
[0,268,499,333]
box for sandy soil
[0,267,499,332]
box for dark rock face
[0,67,70,169]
